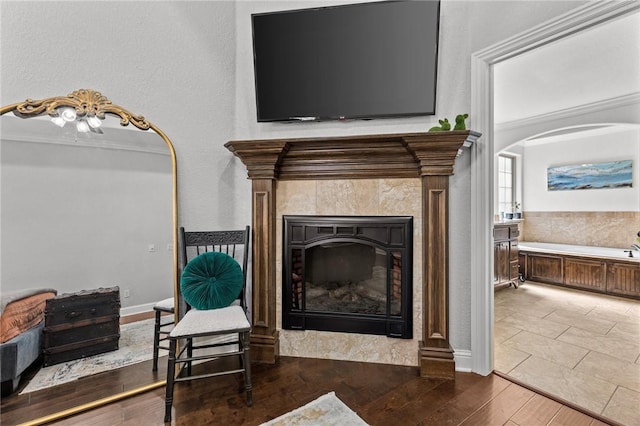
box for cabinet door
[519,253,527,279]
[498,242,511,284]
[564,257,606,292]
[510,240,519,261]
[529,254,563,284]
[493,243,500,284]
[607,262,640,297]
[510,261,520,282]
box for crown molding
[495,92,640,132]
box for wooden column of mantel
[225,130,481,378]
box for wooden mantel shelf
[225,130,480,180]
[225,130,481,380]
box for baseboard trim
[120,302,156,317]
[453,349,472,373]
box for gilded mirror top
[6,89,150,130]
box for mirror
[0,89,177,425]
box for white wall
[1,0,586,359]
[233,0,585,354]
[523,128,640,211]
[1,138,174,307]
[0,1,244,311]
[0,0,247,232]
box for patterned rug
[260,392,368,426]
[20,318,167,394]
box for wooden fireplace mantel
[225,131,480,180]
[225,130,481,379]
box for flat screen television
[251,0,441,122]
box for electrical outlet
[148,244,156,252]
[167,243,173,251]
[124,289,130,298]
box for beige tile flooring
[494,281,640,426]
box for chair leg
[152,309,162,372]
[241,331,253,406]
[186,337,193,377]
[164,338,177,423]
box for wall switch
[124,289,130,298]
[167,243,173,251]
[148,244,156,252]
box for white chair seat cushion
[154,297,175,311]
[169,305,250,338]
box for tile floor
[494,281,640,426]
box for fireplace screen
[283,216,412,338]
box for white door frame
[469,0,640,376]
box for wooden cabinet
[494,223,520,289]
[520,251,639,299]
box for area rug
[20,318,166,394]
[261,391,369,426]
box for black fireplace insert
[282,215,413,338]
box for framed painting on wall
[547,160,633,191]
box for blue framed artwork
[547,160,633,191]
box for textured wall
[0,0,587,360]
[0,1,248,233]
[234,0,585,356]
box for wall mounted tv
[251,0,441,122]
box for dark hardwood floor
[2,357,616,426]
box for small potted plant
[513,202,522,219]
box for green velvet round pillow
[180,251,243,310]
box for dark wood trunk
[43,287,121,366]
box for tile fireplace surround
[225,130,480,379]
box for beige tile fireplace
[275,178,423,366]
[226,130,479,379]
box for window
[498,155,515,215]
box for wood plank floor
[2,357,618,426]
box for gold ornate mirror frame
[1,89,178,425]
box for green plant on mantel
[428,113,468,132]
[428,118,451,132]
[453,113,468,130]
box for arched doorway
[469,0,639,378]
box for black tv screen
[251,0,440,122]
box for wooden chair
[151,297,174,371]
[164,226,252,422]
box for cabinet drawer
[44,314,120,347]
[45,287,120,326]
[509,226,520,239]
[494,227,509,241]
[44,334,119,366]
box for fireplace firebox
[283,215,413,338]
